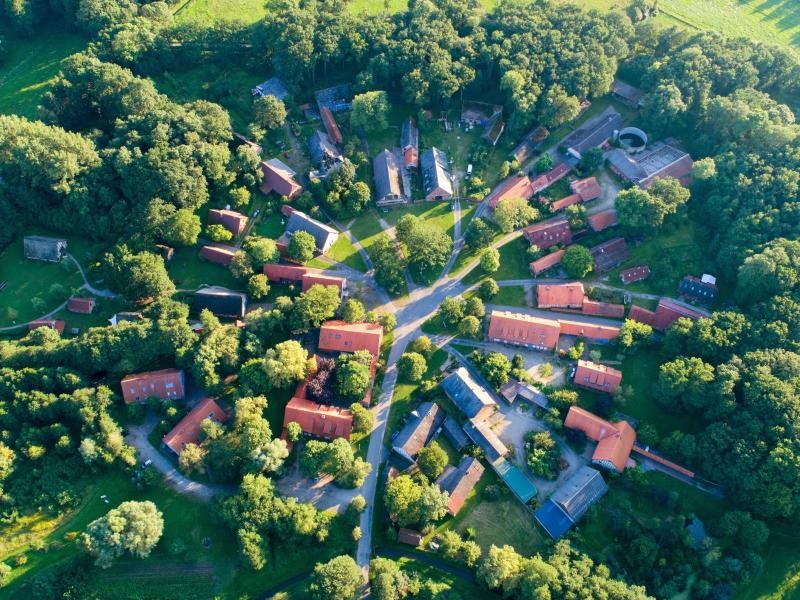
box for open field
[168,247,242,291]
[463,236,531,285]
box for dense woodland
[0,0,799,598]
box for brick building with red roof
[436,456,485,516]
[537,282,585,309]
[318,321,383,357]
[652,298,705,332]
[550,194,582,212]
[67,297,95,314]
[120,368,185,404]
[590,237,629,273]
[320,107,343,145]
[581,299,625,319]
[488,310,561,350]
[486,175,535,210]
[282,395,353,442]
[564,406,635,472]
[29,319,65,334]
[200,244,238,266]
[263,264,346,294]
[260,159,303,199]
[529,162,571,195]
[620,265,651,285]
[530,249,565,276]
[570,177,601,201]
[558,319,620,342]
[588,209,618,232]
[573,360,622,394]
[163,397,228,455]
[523,217,572,249]
[208,209,248,236]
[627,304,656,326]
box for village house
[558,319,621,343]
[318,320,383,357]
[537,282,585,309]
[561,106,624,160]
[573,360,622,394]
[620,265,651,285]
[282,207,339,253]
[530,249,565,277]
[420,147,453,201]
[28,319,65,334]
[523,216,573,249]
[441,367,497,421]
[120,368,185,404]
[193,286,247,318]
[67,297,95,314]
[590,237,630,274]
[550,194,582,212]
[488,310,561,351]
[679,274,718,305]
[309,130,345,174]
[564,406,636,472]
[606,140,693,189]
[200,244,238,266]
[373,149,408,207]
[588,209,618,232]
[208,208,248,236]
[529,162,571,195]
[535,466,608,539]
[263,264,346,295]
[400,117,419,170]
[652,298,705,331]
[163,397,228,455]
[486,174,535,210]
[23,235,67,262]
[261,158,303,199]
[581,299,625,319]
[570,177,601,202]
[282,392,353,442]
[391,402,444,469]
[437,456,485,516]
[462,419,508,462]
[610,78,645,108]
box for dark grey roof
[679,276,718,304]
[442,416,469,451]
[252,77,289,100]
[611,78,645,105]
[314,84,353,113]
[561,107,624,156]
[420,147,453,197]
[606,141,691,185]
[285,209,339,251]
[309,130,343,170]
[193,286,247,318]
[23,236,67,262]
[401,117,418,150]
[551,466,608,521]
[462,418,507,462]
[391,402,444,467]
[441,368,497,419]
[373,149,404,202]
[606,148,646,181]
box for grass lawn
[349,209,387,256]
[173,0,270,24]
[168,247,242,291]
[395,557,489,599]
[327,234,368,272]
[384,202,456,240]
[462,236,530,286]
[0,27,88,119]
[599,219,714,298]
[254,212,287,239]
[477,285,528,308]
[453,495,548,557]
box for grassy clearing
[395,557,488,599]
[327,234,367,272]
[481,285,528,308]
[173,0,270,24]
[462,236,530,286]
[383,202,456,239]
[168,247,242,291]
[453,495,547,557]
[0,27,88,119]
[349,210,387,256]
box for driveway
[275,463,361,514]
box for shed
[67,297,95,314]
[193,286,247,318]
[23,236,67,262]
[397,528,423,546]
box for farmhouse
[437,456,485,516]
[511,125,548,163]
[462,419,507,462]
[309,130,345,174]
[620,265,651,285]
[208,209,248,236]
[373,149,408,207]
[282,394,353,442]
[570,177,601,201]
[441,367,497,421]
[587,209,618,234]
[573,360,622,394]
[283,207,339,253]
[523,217,572,248]
[651,298,705,331]
[28,319,65,334]
[391,402,444,468]
[529,162,571,195]
[611,78,645,108]
[120,368,185,404]
[564,406,636,472]
[558,319,620,342]
[261,159,303,199]
[319,107,343,145]
[550,194,582,212]
[535,466,608,539]
[23,236,67,262]
[251,77,289,100]
[606,140,693,189]
[318,320,383,357]
[67,297,95,314]
[442,416,470,451]
[400,117,419,170]
[421,147,453,201]
[488,310,561,351]
[263,264,346,294]
[581,299,625,319]
[200,244,238,266]
[679,275,718,305]
[627,304,656,326]
[530,249,565,276]
[193,286,247,318]
[163,397,228,455]
[537,282,585,309]
[561,106,624,159]
[486,175,535,210]
[590,237,630,273]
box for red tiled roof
[403,146,419,169]
[550,193,582,212]
[558,319,620,341]
[620,265,651,285]
[588,209,618,232]
[67,297,95,314]
[163,397,228,454]
[261,159,303,199]
[120,368,185,404]
[263,263,310,282]
[28,319,65,334]
[523,217,572,248]
[590,237,629,273]
[398,528,423,546]
[318,320,383,356]
[564,406,635,472]
[581,299,625,319]
[570,177,601,201]
[200,244,238,266]
[281,204,295,217]
[530,249,565,276]
[488,310,560,350]
[282,396,352,441]
[320,107,343,145]
[302,273,346,292]
[529,162,571,194]
[652,298,704,332]
[537,283,585,309]
[208,209,248,236]
[437,457,485,516]
[486,175,535,210]
[627,304,656,326]
[574,359,622,393]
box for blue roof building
[535,466,608,539]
